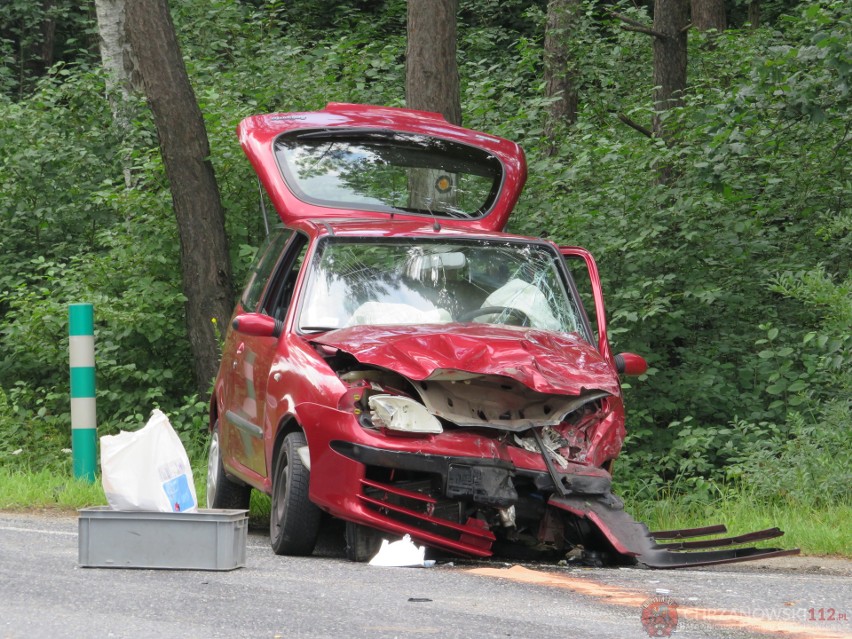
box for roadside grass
[1,468,847,558]
[622,486,852,558]
[0,468,106,512]
[0,466,273,523]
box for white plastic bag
[100,409,198,512]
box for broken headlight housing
[368,394,443,435]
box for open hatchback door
[238,102,527,232]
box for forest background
[0,0,848,552]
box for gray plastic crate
[78,506,248,571]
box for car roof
[238,103,527,233]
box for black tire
[344,521,383,562]
[270,431,321,556]
[206,421,251,510]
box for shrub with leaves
[0,0,847,503]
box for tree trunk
[405,0,461,126]
[38,0,56,70]
[125,0,234,398]
[747,1,760,28]
[95,0,139,102]
[543,0,580,152]
[22,0,57,81]
[690,0,726,32]
[95,0,140,188]
[652,0,689,140]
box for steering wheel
[457,306,531,326]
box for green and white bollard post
[69,303,97,482]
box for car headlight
[368,394,443,434]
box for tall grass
[0,469,106,511]
[621,480,851,558]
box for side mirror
[614,352,647,376]
[232,312,283,338]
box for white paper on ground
[368,534,435,567]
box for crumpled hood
[311,324,620,397]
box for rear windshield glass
[274,129,502,219]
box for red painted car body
[209,103,649,560]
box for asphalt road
[1,511,850,639]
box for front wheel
[207,421,251,510]
[270,431,321,556]
[344,521,383,562]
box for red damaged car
[207,103,795,567]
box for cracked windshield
[274,131,502,218]
[299,239,586,336]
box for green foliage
[0,0,96,98]
[0,0,848,515]
[254,0,406,41]
[0,58,210,468]
[730,401,851,507]
[510,0,850,503]
[0,387,70,472]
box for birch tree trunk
[95,0,139,187]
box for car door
[559,246,614,366]
[222,231,307,479]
